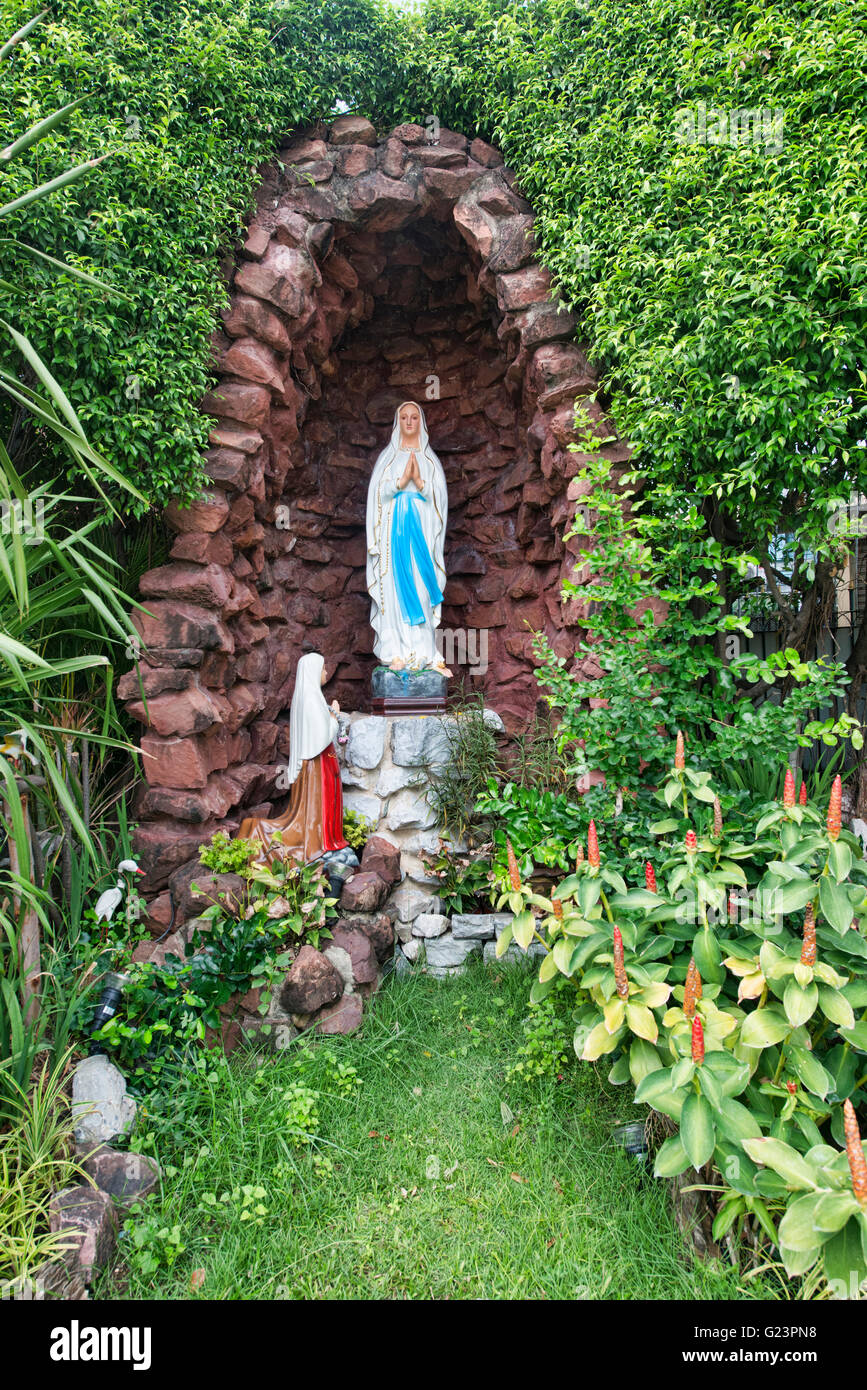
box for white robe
[365,404,447,668]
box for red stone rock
[329,114,377,146]
[422,164,486,200]
[49,1186,117,1282]
[327,925,378,984]
[81,1150,161,1214]
[208,424,264,454]
[469,137,504,167]
[201,380,272,429]
[133,601,233,655]
[219,338,286,393]
[169,531,235,566]
[168,860,247,921]
[280,945,343,1013]
[311,991,364,1035]
[139,563,233,608]
[337,143,377,177]
[127,685,223,738]
[117,665,195,701]
[132,929,187,967]
[165,490,230,535]
[222,295,293,354]
[348,173,419,231]
[340,870,390,913]
[337,913,395,964]
[360,835,401,886]
[496,264,553,311]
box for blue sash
[391,490,443,626]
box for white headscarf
[285,652,337,786]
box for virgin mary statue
[237,652,348,865]
[366,400,448,671]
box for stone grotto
[123,113,633,1040]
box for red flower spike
[645,861,657,893]
[691,1015,705,1066]
[506,839,521,892]
[613,925,629,1000]
[827,775,842,842]
[783,768,795,808]
[786,1081,797,1095]
[552,897,564,922]
[800,902,817,967]
[588,820,600,868]
[844,1100,867,1207]
[799,781,807,806]
[713,796,723,837]
[685,828,697,853]
[674,730,685,770]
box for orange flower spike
[683,957,701,1020]
[691,1014,705,1065]
[552,897,564,922]
[685,828,697,854]
[506,839,521,892]
[674,730,685,770]
[800,902,817,967]
[843,1100,867,1207]
[713,796,723,838]
[827,775,842,842]
[588,820,600,868]
[613,925,629,1000]
[783,768,796,808]
[645,861,657,893]
[799,780,807,806]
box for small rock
[345,716,386,769]
[324,945,355,991]
[81,1150,161,1215]
[328,926,378,984]
[401,938,423,963]
[49,1186,117,1282]
[312,992,364,1034]
[452,912,512,940]
[340,870,389,913]
[72,1056,136,1146]
[336,911,395,963]
[423,934,483,969]
[412,913,450,939]
[279,945,343,1014]
[390,881,439,923]
[360,835,402,886]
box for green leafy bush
[497,739,867,1293]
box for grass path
[99,962,766,1301]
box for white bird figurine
[94,858,145,928]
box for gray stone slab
[345,716,386,770]
[423,934,483,968]
[452,912,512,940]
[390,716,452,768]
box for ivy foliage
[400,0,867,554]
[0,0,409,511]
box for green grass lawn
[98,960,767,1301]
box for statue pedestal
[369,666,447,716]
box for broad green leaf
[817,986,855,1030]
[783,978,818,1028]
[715,1097,762,1144]
[625,1002,657,1042]
[742,1138,819,1191]
[813,1191,862,1234]
[653,1133,691,1178]
[819,875,856,935]
[823,1220,867,1290]
[512,909,534,951]
[681,1091,715,1169]
[628,1038,662,1085]
[739,1007,792,1049]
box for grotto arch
[124,114,631,892]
